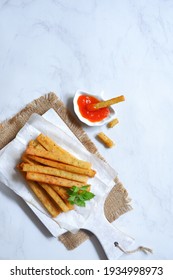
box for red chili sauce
[77,95,110,122]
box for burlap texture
[0,93,132,250]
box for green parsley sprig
[67,185,95,207]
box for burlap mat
[0,93,132,250]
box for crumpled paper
[0,109,117,235]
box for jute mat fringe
[0,93,132,250]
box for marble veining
[0,0,173,260]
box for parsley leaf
[67,185,95,207]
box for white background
[0,0,173,260]
[1,260,172,280]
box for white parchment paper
[0,109,117,235]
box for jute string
[114,242,153,255]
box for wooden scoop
[86,95,125,111]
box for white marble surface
[0,0,173,260]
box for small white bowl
[73,90,116,126]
